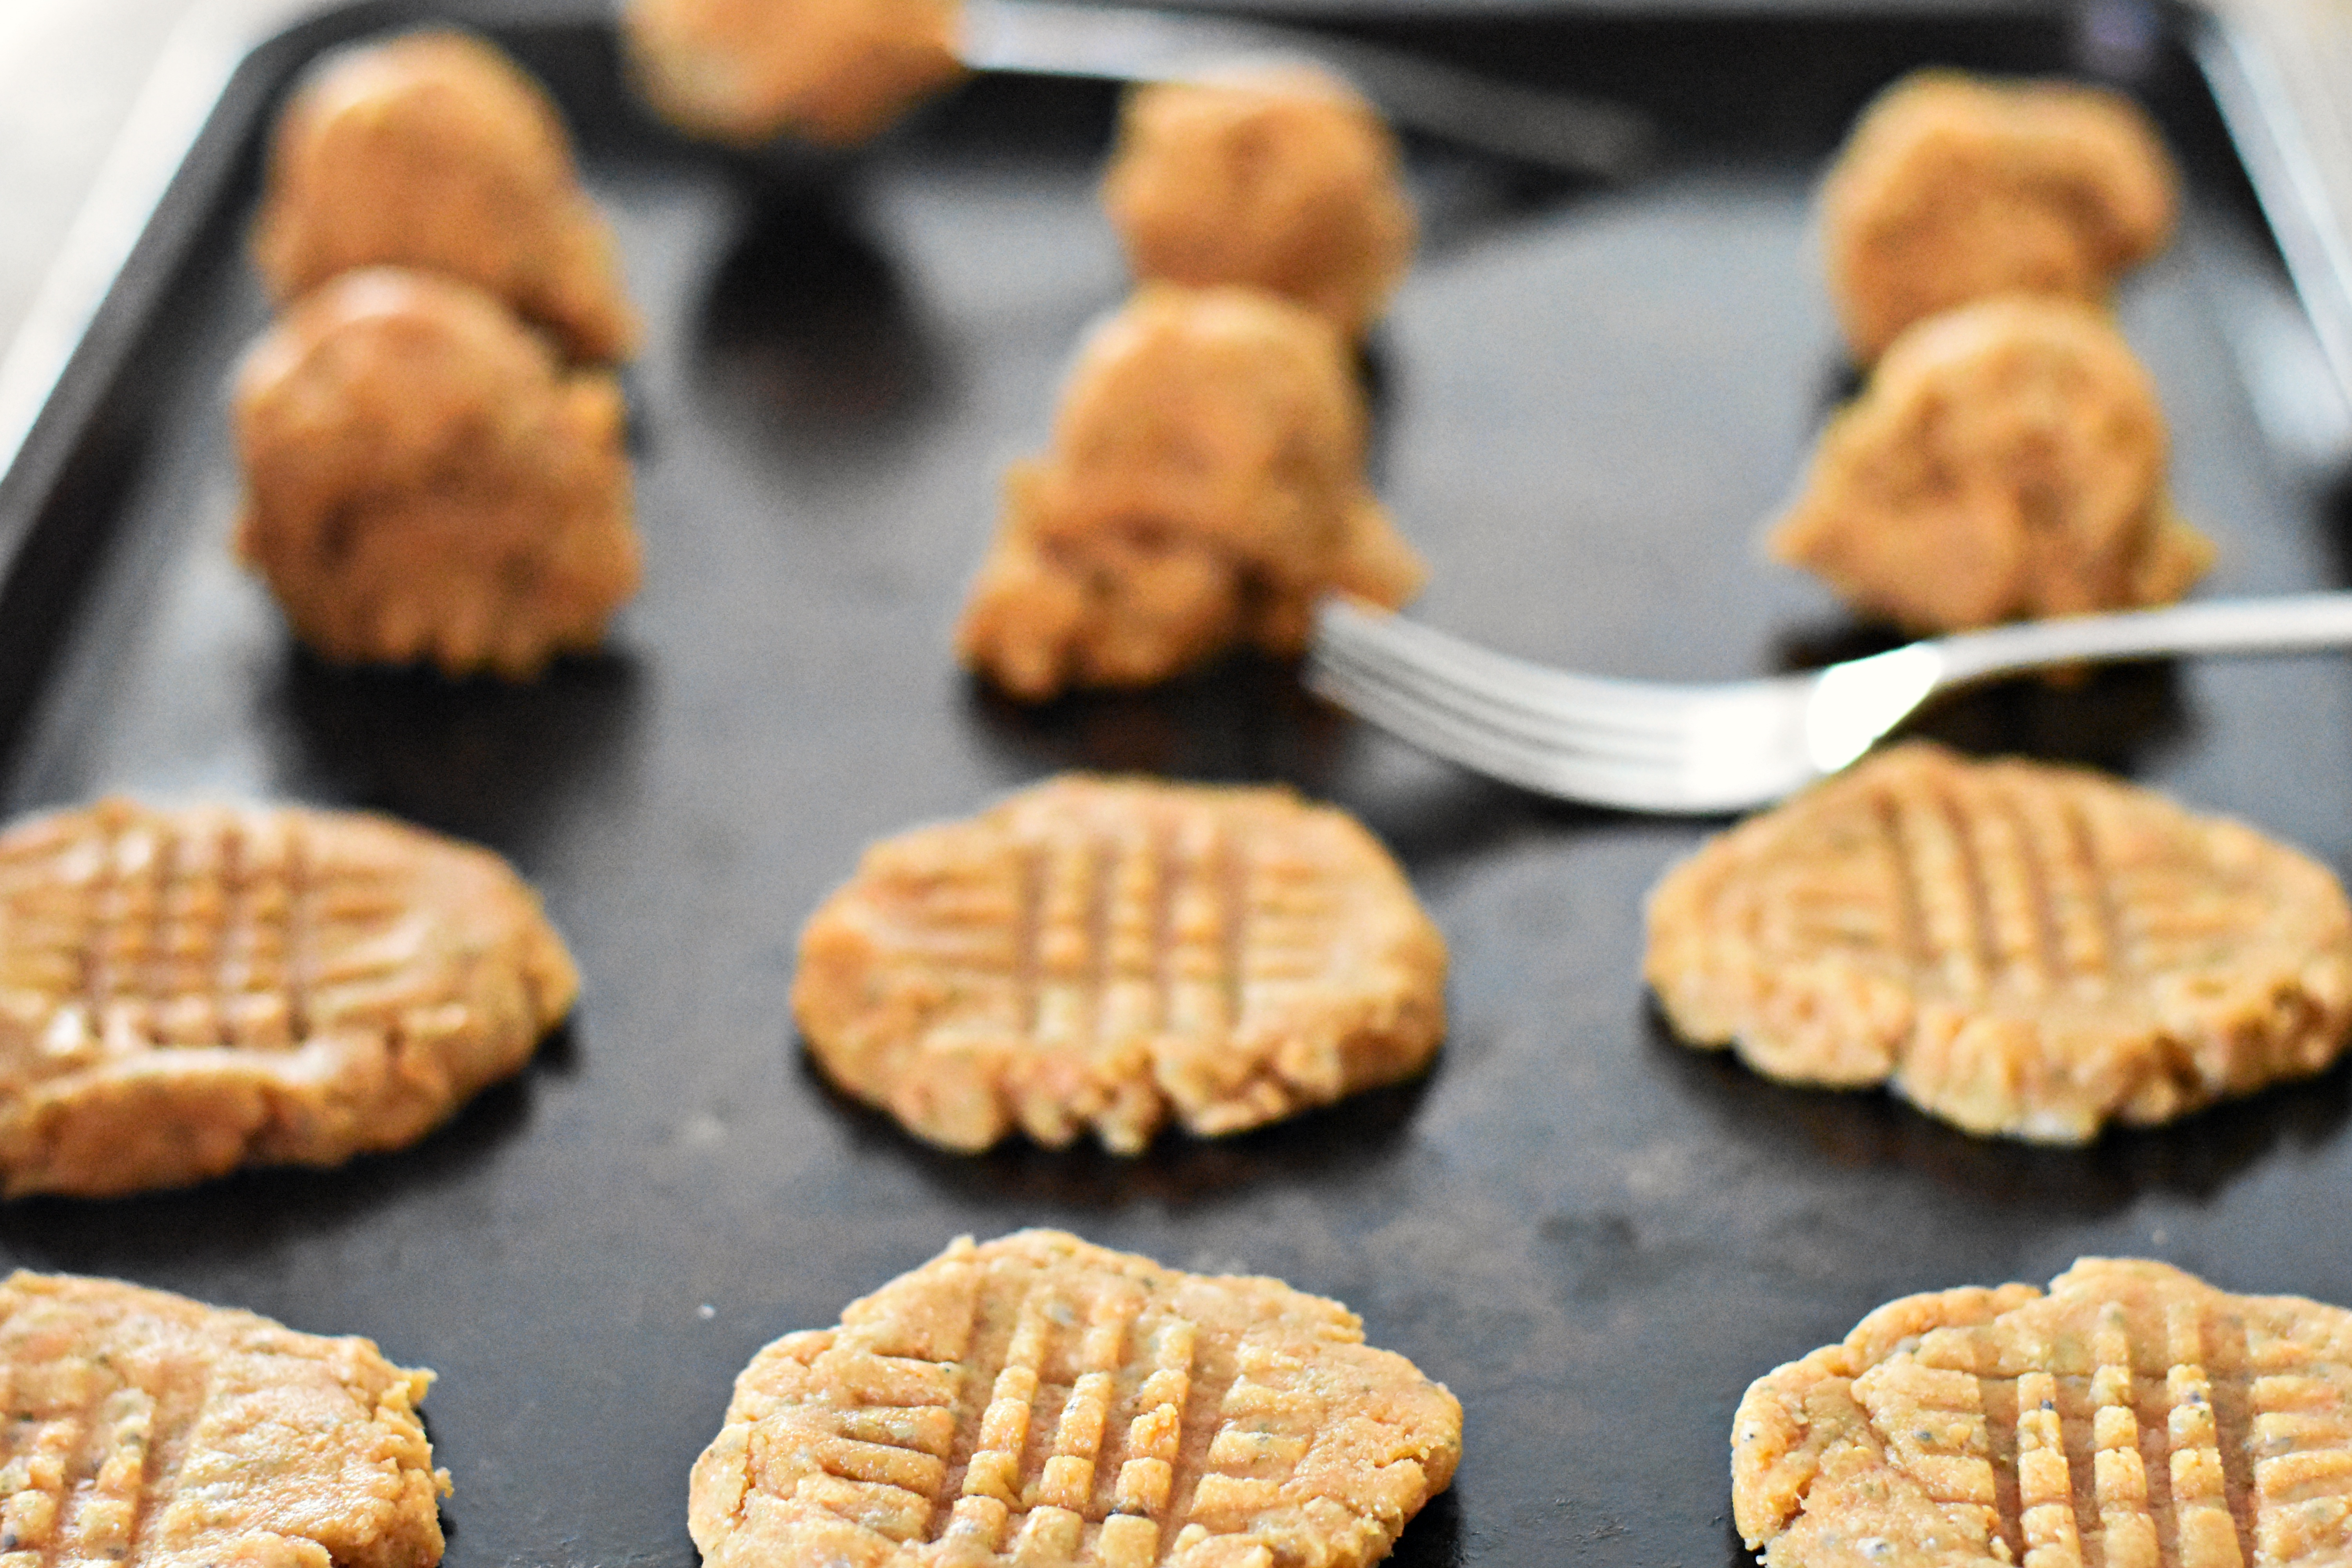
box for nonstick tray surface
[4,2,2349,1564]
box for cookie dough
[1768,295,2212,633]
[958,285,1424,700]
[252,28,639,363]
[1822,70,2177,364]
[234,267,642,679]
[1102,69,1417,337]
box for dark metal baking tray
[3,1,2350,1564]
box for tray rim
[0,9,2341,1566]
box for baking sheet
[4,3,2351,1564]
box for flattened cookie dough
[0,797,579,1197]
[0,1271,450,1566]
[252,28,639,362]
[690,1229,1461,1568]
[0,1270,449,1568]
[1102,69,1418,337]
[794,775,1447,1153]
[234,267,642,680]
[622,0,964,145]
[1823,69,2177,364]
[1645,743,2352,1142]
[1735,1258,2352,1568]
[1767,296,2212,633]
[958,286,1425,701]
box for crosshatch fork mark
[1864,772,2152,1002]
[794,1282,1265,1566]
[1898,1308,2256,1568]
[989,821,1258,1055]
[26,814,350,1056]
[697,1234,1463,1568]
[1732,1266,2352,1568]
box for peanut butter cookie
[1102,69,1417,337]
[1645,743,2352,1142]
[794,775,1446,1153]
[1736,1257,2352,1568]
[252,28,639,363]
[690,1229,1461,1568]
[1822,70,2177,364]
[1767,296,2212,634]
[0,797,579,1196]
[957,286,1424,701]
[234,267,642,680]
[0,1269,447,1568]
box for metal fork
[1306,592,2352,814]
[956,0,1655,181]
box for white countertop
[0,0,202,364]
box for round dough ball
[1822,70,2177,364]
[1102,69,1417,337]
[621,0,965,145]
[958,284,1424,700]
[1767,294,2212,632]
[233,267,642,679]
[251,29,640,363]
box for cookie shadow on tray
[1643,1001,2352,1214]
[796,1045,1441,1210]
[688,188,949,468]
[960,655,1359,790]
[0,1032,574,1269]
[1805,352,1867,430]
[964,664,1590,886]
[2316,481,2352,583]
[1775,617,2192,775]
[262,646,647,857]
[1387,1484,1465,1568]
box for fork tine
[1317,635,1703,762]
[1307,597,1832,812]
[1312,598,1721,740]
[1312,632,1696,762]
[1305,650,1694,807]
[1316,597,1702,713]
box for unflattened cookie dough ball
[1822,70,2177,364]
[957,285,1425,701]
[621,0,965,145]
[1102,69,1418,337]
[1767,295,2212,633]
[233,267,642,680]
[251,29,640,363]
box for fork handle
[1930,591,2352,687]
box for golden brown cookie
[957,286,1425,701]
[251,29,639,363]
[690,1230,1462,1568]
[0,1270,448,1568]
[794,775,1446,1153]
[621,0,964,145]
[1767,296,2213,634]
[0,797,579,1197]
[233,267,642,681]
[1734,1257,2352,1568]
[1822,70,2177,364]
[1644,743,2352,1142]
[1102,69,1418,338]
